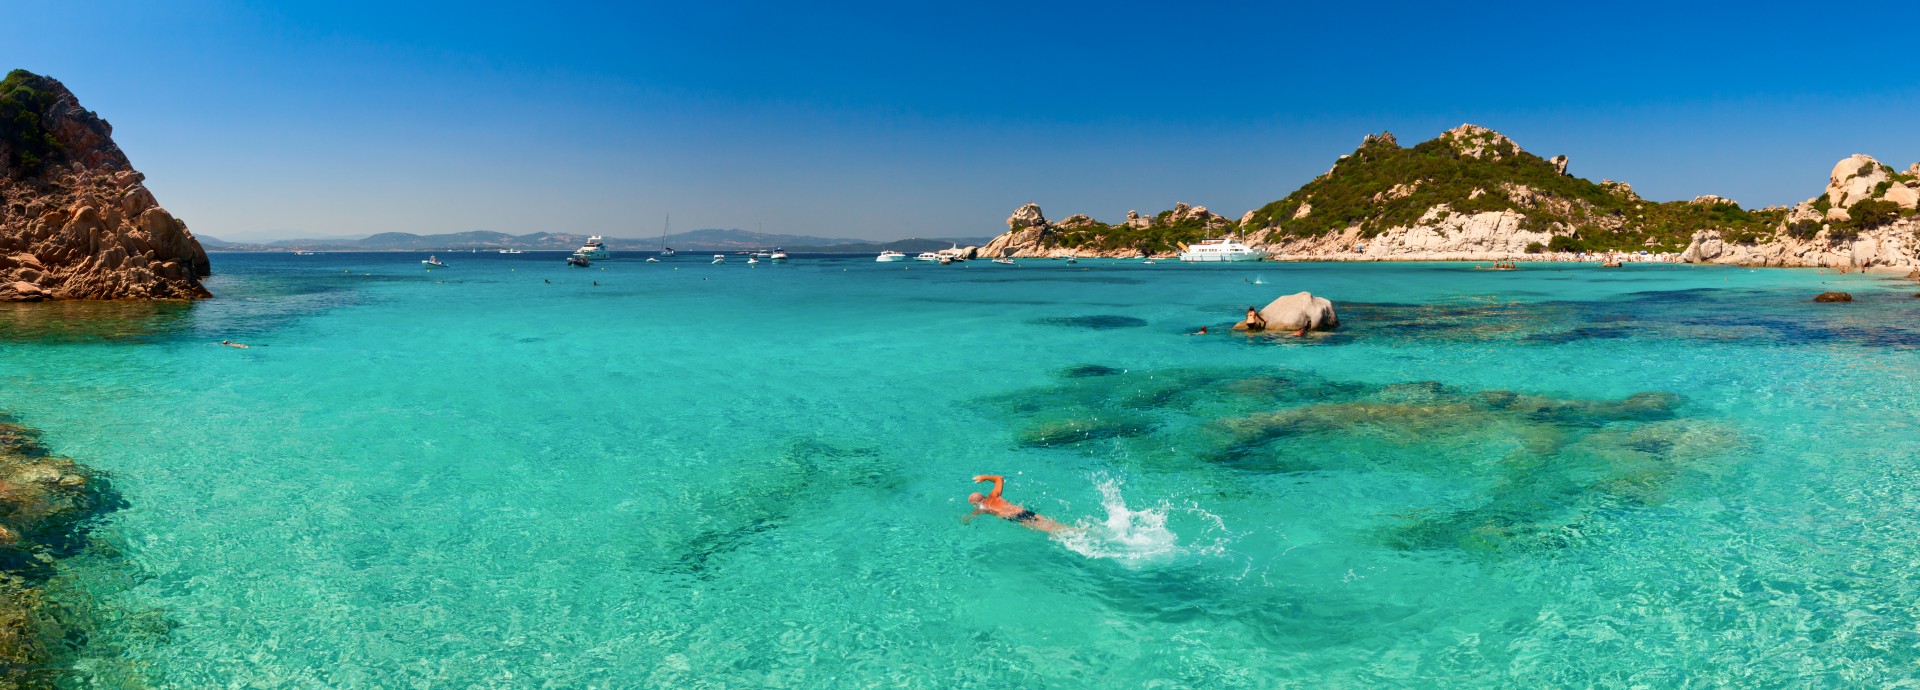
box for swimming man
[965,475,1070,534]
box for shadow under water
[983,366,1742,557]
[0,414,140,688]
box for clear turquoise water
[4,253,1920,687]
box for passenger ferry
[1177,237,1264,262]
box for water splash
[1056,475,1226,562]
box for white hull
[1178,252,1264,262]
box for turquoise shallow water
[3,253,1920,687]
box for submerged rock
[1030,315,1149,330]
[1060,364,1125,378]
[984,365,1730,557]
[1814,291,1853,302]
[0,416,114,681]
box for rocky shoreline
[971,125,1920,270]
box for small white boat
[1142,259,1157,264]
[751,250,772,259]
[1177,237,1264,262]
[292,250,316,256]
[573,235,611,260]
[422,255,447,267]
[567,255,590,267]
[770,248,788,263]
[646,257,660,263]
[747,257,760,265]
[498,248,523,254]
[876,251,908,262]
[712,254,726,264]
[993,258,1015,265]
[915,252,941,262]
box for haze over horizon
[7,1,1919,242]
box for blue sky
[8,1,1919,241]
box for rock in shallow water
[1813,291,1853,302]
[1030,315,1149,330]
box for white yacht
[573,235,612,260]
[498,248,523,254]
[770,248,789,263]
[1178,237,1264,262]
[915,252,941,262]
[751,250,772,259]
[712,254,726,264]
[876,251,908,262]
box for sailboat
[659,214,677,258]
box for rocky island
[1,69,210,301]
[976,125,1920,269]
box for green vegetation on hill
[0,69,63,175]
[1242,131,1787,252]
[1048,212,1227,255]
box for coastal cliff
[0,69,210,301]
[977,125,1920,268]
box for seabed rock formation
[1,69,210,301]
[0,416,115,684]
[990,366,1740,555]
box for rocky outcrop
[1680,153,1920,269]
[1813,291,1852,303]
[1679,220,1919,268]
[1235,292,1338,332]
[1256,209,1554,261]
[979,201,1233,258]
[0,70,209,301]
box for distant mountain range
[199,229,992,254]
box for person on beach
[965,475,1071,534]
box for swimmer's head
[968,492,985,505]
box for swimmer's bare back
[965,475,1072,534]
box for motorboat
[876,251,908,262]
[915,252,941,262]
[751,250,772,259]
[1142,259,1157,264]
[422,255,448,267]
[938,256,953,265]
[573,235,611,260]
[292,250,316,256]
[747,257,760,265]
[712,254,726,264]
[498,248,523,254]
[992,258,1015,265]
[1177,237,1264,262]
[1064,253,1077,265]
[566,256,590,267]
[770,248,789,263]
[646,257,660,263]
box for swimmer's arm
[972,475,1004,499]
